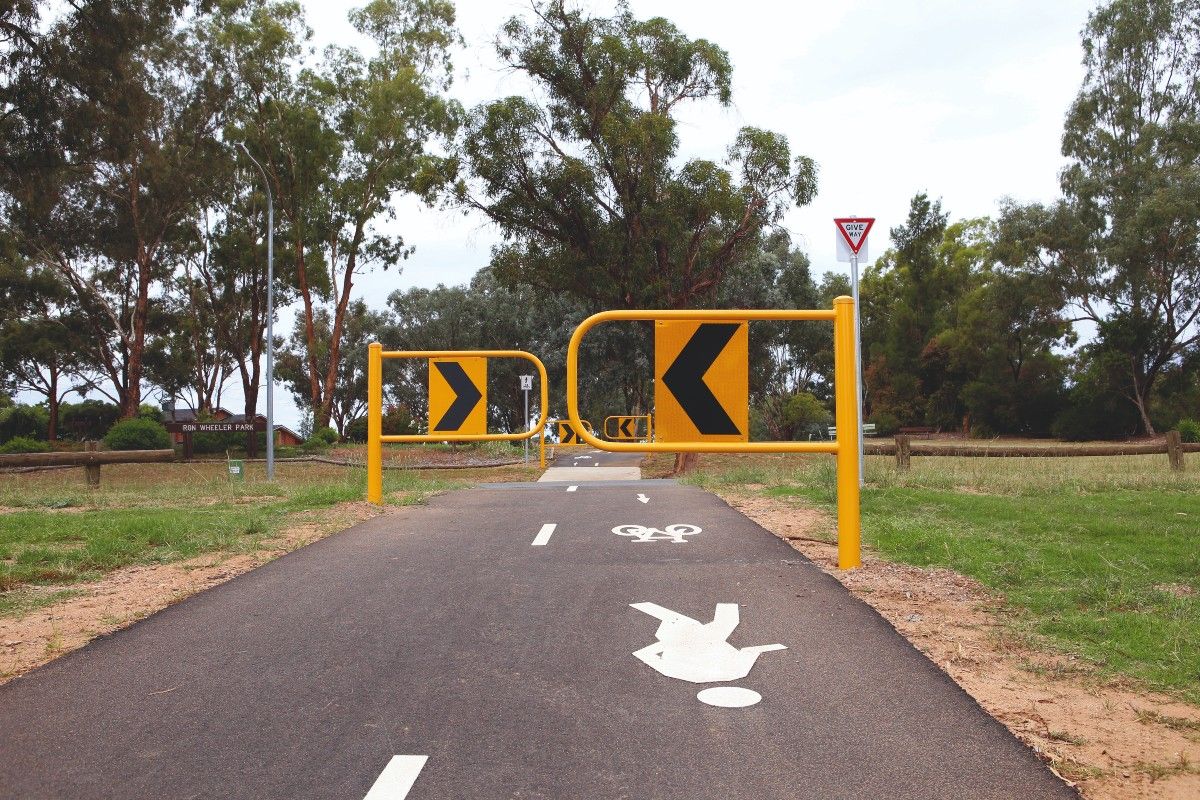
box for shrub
[1179,419,1200,443]
[867,411,900,437]
[103,418,172,451]
[0,436,52,454]
[345,408,417,442]
[59,400,121,441]
[137,403,164,422]
[969,422,997,439]
[312,425,339,445]
[0,404,49,443]
[345,417,369,443]
[1051,384,1139,441]
[192,429,241,454]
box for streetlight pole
[240,144,275,481]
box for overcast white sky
[216,0,1100,427]
[301,0,1096,291]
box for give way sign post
[835,217,875,486]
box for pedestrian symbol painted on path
[629,602,786,707]
[613,524,700,543]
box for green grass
[0,588,83,618]
[0,461,468,599]
[673,452,1200,703]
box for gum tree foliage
[938,265,1074,437]
[0,252,93,440]
[860,196,964,427]
[457,1,818,311]
[174,0,308,422]
[234,0,462,431]
[860,199,1072,435]
[996,0,1200,433]
[275,300,387,437]
[1,1,231,419]
[382,269,591,433]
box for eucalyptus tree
[236,0,462,431]
[0,249,91,440]
[197,0,306,422]
[275,300,387,436]
[457,1,818,312]
[0,0,229,418]
[996,0,1200,433]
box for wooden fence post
[896,435,911,470]
[1167,430,1184,472]
[85,441,100,487]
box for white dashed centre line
[363,755,428,800]
[531,523,557,546]
[567,485,578,492]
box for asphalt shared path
[0,461,1075,799]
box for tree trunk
[672,452,700,475]
[317,225,364,432]
[125,163,151,420]
[124,265,150,419]
[1132,388,1156,436]
[47,367,59,442]
[294,240,324,425]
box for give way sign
[835,218,874,258]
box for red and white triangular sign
[834,218,875,255]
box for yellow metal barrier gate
[367,344,549,504]
[565,298,862,569]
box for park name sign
[164,421,266,434]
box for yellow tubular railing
[367,345,550,504]
[565,300,862,568]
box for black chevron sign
[559,420,590,445]
[619,418,634,438]
[661,323,743,436]
[433,361,483,432]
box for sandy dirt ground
[0,501,388,684]
[720,490,1200,800]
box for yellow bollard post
[367,342,383,504]
[833,297,862,569]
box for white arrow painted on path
[364,755,427,799]
[637,494,649,504]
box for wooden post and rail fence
[0,446,175,487]
[878,431,1197,472]
[0,432,1193,488]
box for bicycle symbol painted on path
[612,523,702,543]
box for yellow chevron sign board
[428,357,487,435]
[604,415,650,441]
[654,320,748,443]
[557,420,592,445]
